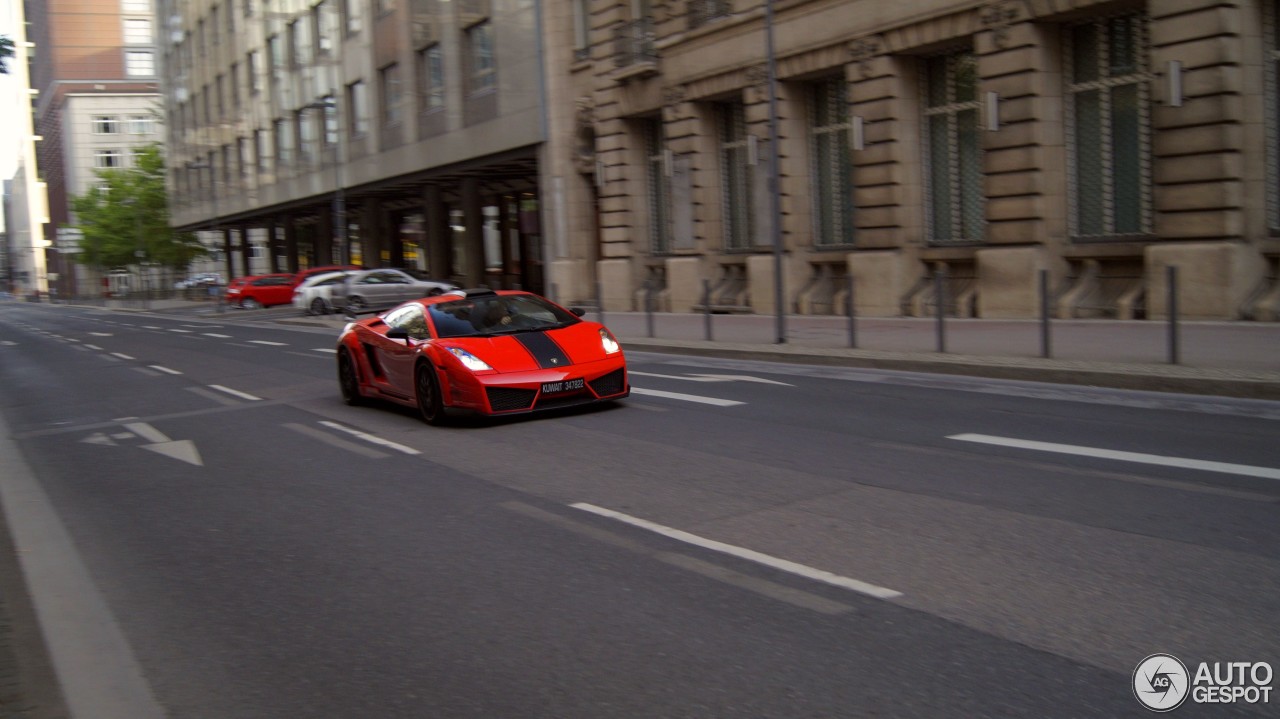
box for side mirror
[386,328,412,345]
[570,307,586,317]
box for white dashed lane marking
[207,385,262,401]
[947,434,1280,481]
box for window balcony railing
[688,0,731,29]
[613,18,657,69]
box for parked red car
[225,273,296,309]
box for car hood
[439,322,617,373]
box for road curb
[617,339,1280,401]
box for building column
[239,226,253,277]
[973,19,1068,317]
[845,51,923,316]
[364,199,384,267]
[222,227,235,279]
[462,178,485,286]
[423,185,452,281]
[283,216,299,274]
[316,210,334,266]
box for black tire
[415,361,445,425]
[242,297,262,310]
[337,347,365,406]
[309,297,329,315]
[347,295,366,311]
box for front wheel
[337,348,364,406]
[309,297,329,315]
[415,362,445,425]
[347,296,366,312]
[241,298,262,310]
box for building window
[216,74,226,119]
[380,63,403,125]
[289,19,311,68]
[125,50,155,76]
[572,0,589,60]
[313,1,333,56]
[130,147,147,166]
[341,0,363,35]
[226,0,236,32]
[123,18,152,44]
[274,117,293,167]
[810,77,854,247]
[1066,14,1150,239]
[297,109,316,164]
[417,44,444,112]
[94,149,124,168]
[320,96,339,145]
[128,115,154,134]
[347,79,369,136]
[645,118,673,254]
[923,51,983,245]
[122,0,151,11]
[229,62,241,111]
[247,50,261,94]
[93,116,121,134]
[254,128,269,173]
[210,5,221,45]
[466,21,495,93]
[718,101,753,251]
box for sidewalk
[44,297,1280,400]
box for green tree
[0,35,13,74]
[70,144,206,272]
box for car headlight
[600,328,621,354]
[448,347,493,371]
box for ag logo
[1134,654,1190,712]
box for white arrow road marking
[947,434,1280,481]
[629,371,792,386]
[122,422,203,466]
[629,388,745,407]
[571,503,903,600]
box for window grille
[922,51,984,245]
[1265,1,1280,230]
[719,102,754,250]
[645,118,673,254]
[810,77,853,247]
[1065,14,1151,239]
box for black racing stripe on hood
[513,331,572,369]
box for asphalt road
[0,301,1276,718]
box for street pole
[765,0,786,344]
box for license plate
[541,378,585,395]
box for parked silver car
[343,269,457,311]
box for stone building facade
[558,0,1280,320]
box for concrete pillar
[364,199,384,267]
[283,216,299,274]
[423,185,452,281]
[462,178,485,286]
[222,227,235,279]
[316,210,334,266]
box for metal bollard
[847,274,857,349]
[1167,265,1180,365]
[703,279,713,342]
[934,267,947,354]
[645,281,655,338]
[1040,269,1052,359]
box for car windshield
[428,295,580,338]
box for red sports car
[336,289,629,424]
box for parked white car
[292,271,356,315]
[342,269,457,312]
